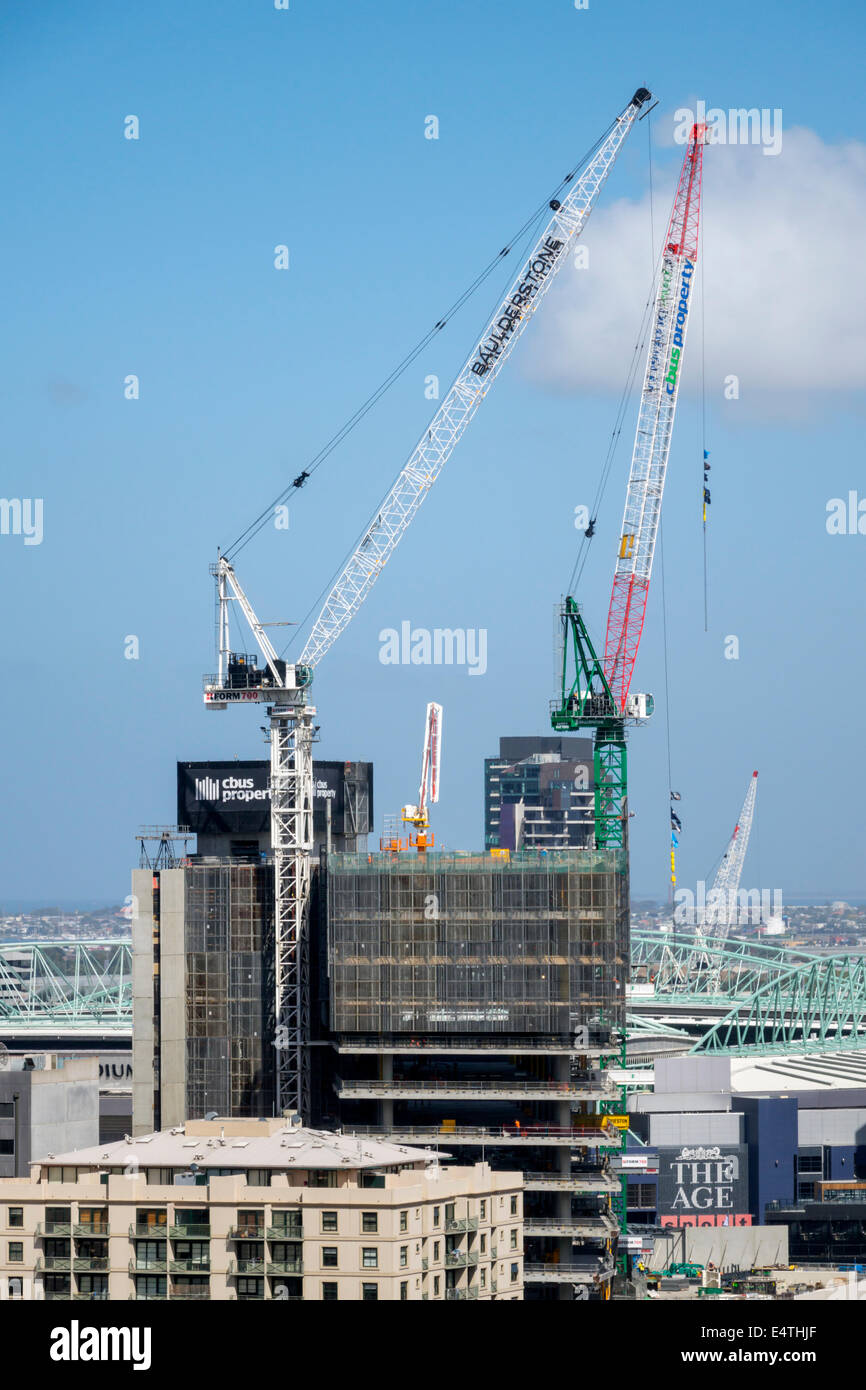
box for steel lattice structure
[691,953,866,1055]
[0,941,131,1027]
[631,927,817,1003]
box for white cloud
[523,127,866,415]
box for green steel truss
[631,929,819,1003]
[551,597,627,849]
[0,941,131,1027]
[692,953,866,1056]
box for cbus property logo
[194,776,270,804]
[50,1320,151,1371]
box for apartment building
[0,1116,523,1301]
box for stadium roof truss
[0,941,131,1027]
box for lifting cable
[222,119,619,564]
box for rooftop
[38,1116,446,1173]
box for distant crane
[203,88,654,1116]
[657,771,759,994]
[401,702,443,853]
[552,122,706,849]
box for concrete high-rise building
[0,1117,522,1301]
[319,847,628,1300]
[484,736,594,851]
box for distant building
[0,1116,522,1301]
[484,737,594,851]
[0,1055,99,1179]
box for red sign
[660,1214,752,1228]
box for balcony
[169,1224,211,1239]
[445,1286,479,1301]
[267,1258,303,1276]
[129,1224,168,1239]
[73,1257,109,1273]
[73,1291,109,1301]
[128,1259,167,1274]
[335,1078,610,1101]
[35,1222,71,1238]
[445,1249,479,1268]
[35,1256,71,1273]
[342,1125,611,1147]
[44,1291,72,1300]
[228,1258,266,1275]
[169,1259,211,1274]
[333,1035,590,1055]
[524,1261,613,1285]
[170,1288,211,1301]
[267,1222,303,1241]
[523,1172,620,1193]
[524,1216,618,1238]
[228,1226,265,1242]
[444,1217,479,1233]
[421,1258,429,1271]
[73,1224,109,1238]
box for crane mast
[204,89,652,1117]
[552,125,705,850]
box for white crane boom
[705,770,759,939]
[300,88,652,670]
[403,701,443,828]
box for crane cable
[222,118,620,563]
[277,205,552,659]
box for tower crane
[203,88,653,1116]
[401,701,443,853]
[552,123,706,849]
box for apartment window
[0,1141,15,1155]
[246,1170,271,1187]
[135,1274,166,1300]
[444,1203,455,1223]
[0,1103,13,1118]
[362,1212,378,1233]
[400,1246,408,1268]
[78,1274,108,1299]
[433,1276,440,1296]
[480,1234,486,1254]
[400,1281,408,1301]
[322,1283,338,1301]
[432,1206,440,1227]
[399,1210,408,1232]
[321,1211,338,1232]
[236,1277,263,1301]
[310,1171,337,1188]
[135,1208,167,1232]
[362,1283,378,1301]
[510,1229,518,1250]
[173,1241,209,1269]
[135,1240,163,1271]
[78,1208,109,1235]
[322,1247,338,1268]
[480,1200,486,1220]
[362,1248,378,1269]
[8,1208,23,1228]
[236,1209,263,1236]
[7,1277,22,1299]
[46,1206,71,1229]
[8,1242,23,1263]
[480,1268,486,1288]
[510,1196,518,1216]
[270,1210,303,1238]
[433,1241,440,1261]
[511,1262,519,1283]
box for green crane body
[551,596,628,850]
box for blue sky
[1,0,864,905]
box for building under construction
[315,846,629,1300]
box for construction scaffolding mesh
[326,849,628,1035]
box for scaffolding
[326,849,628,1036]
